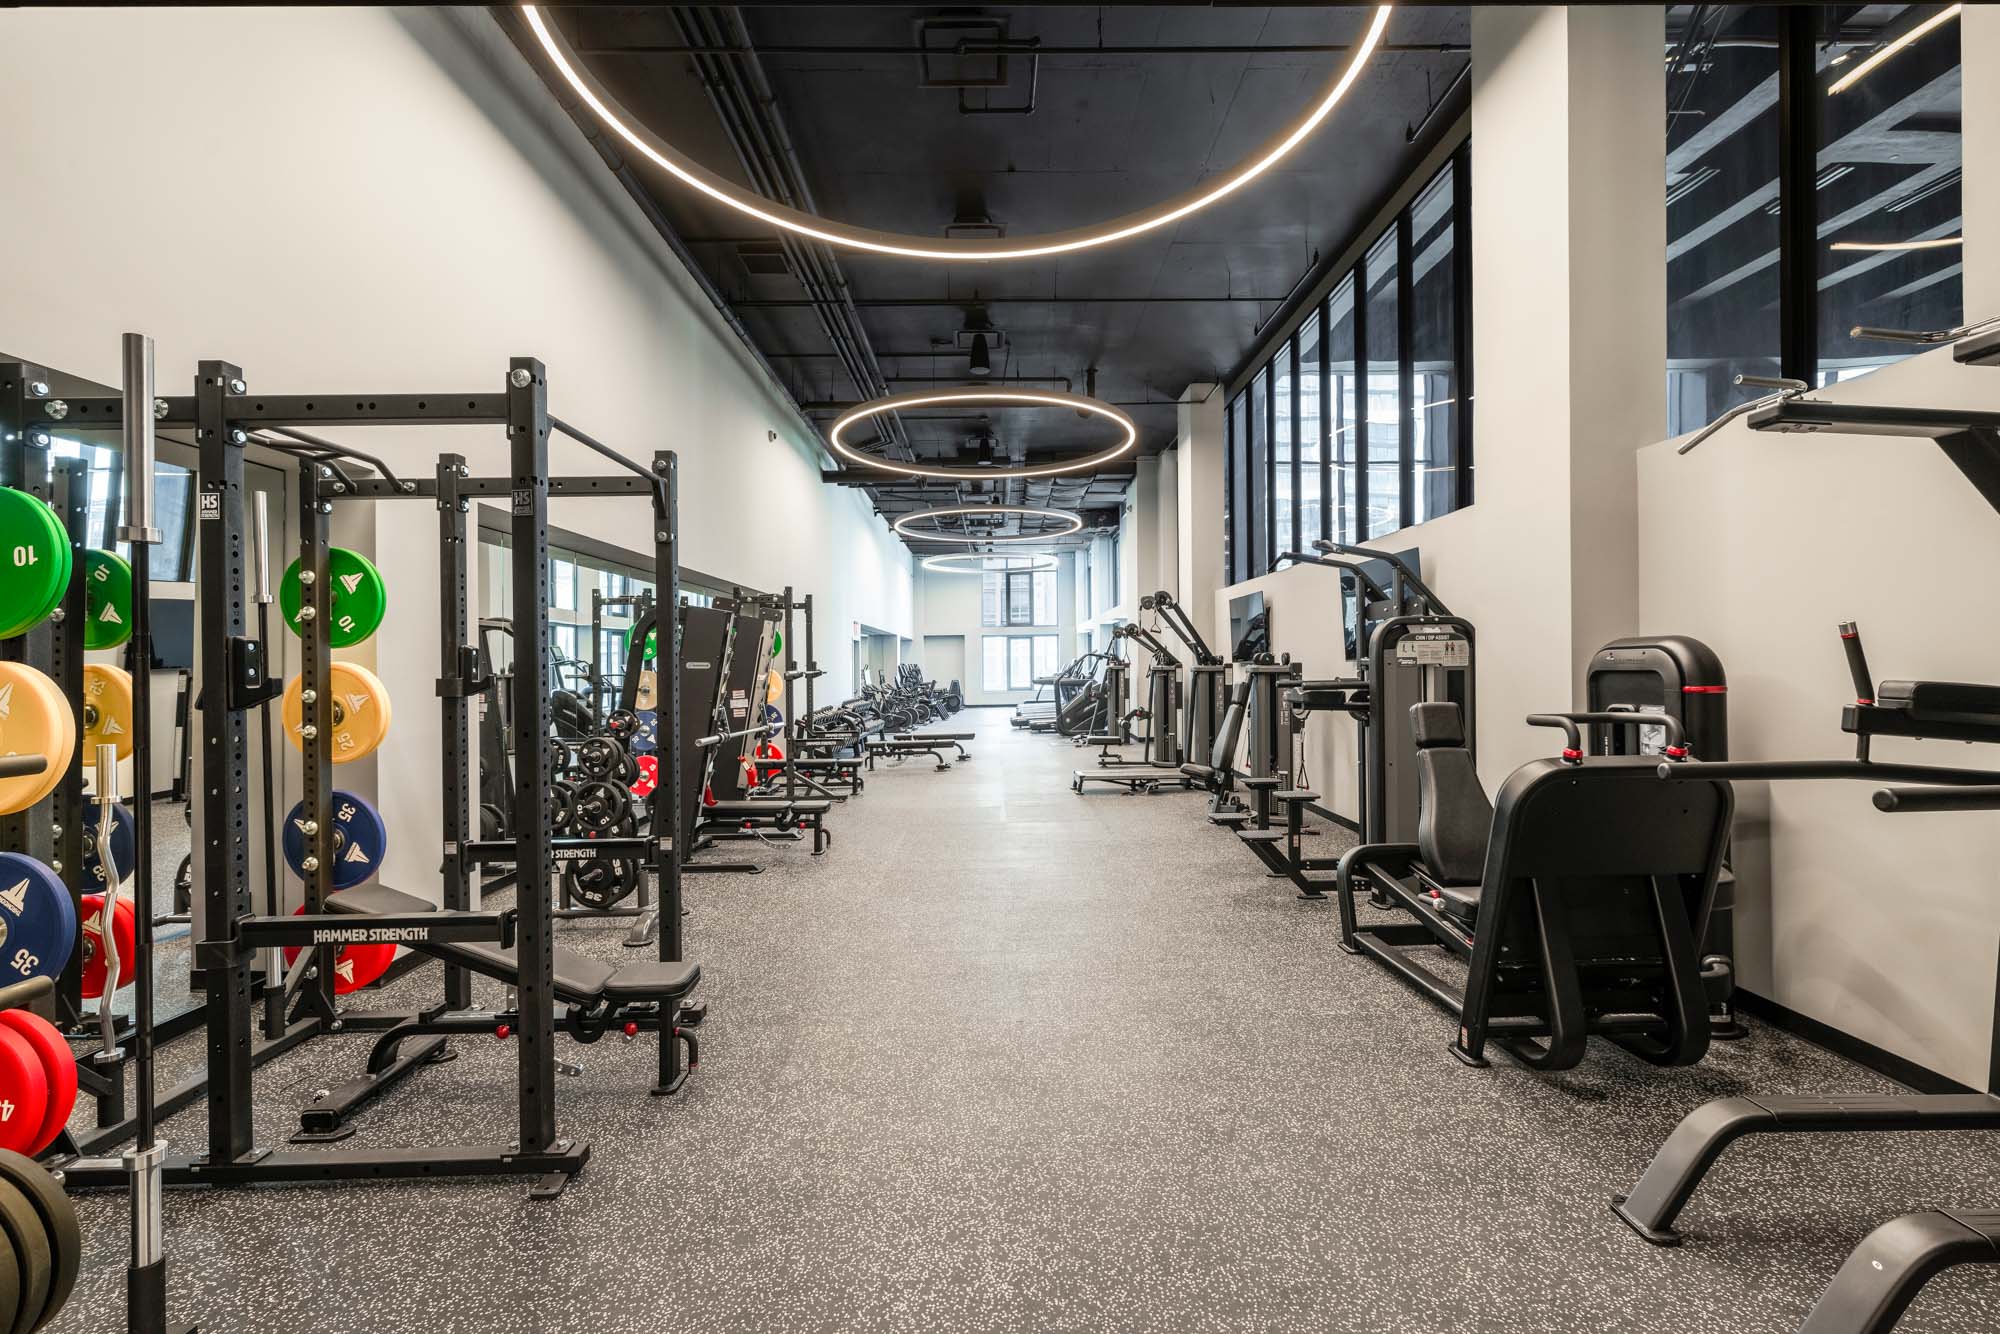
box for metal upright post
[505,358,557,1155]
[782,587,797,802]
[193,360,257,1167]
[252,491,284,1040]
[50,460,86,1026]
[652,451,686,1094]
[437,454,474,1011]
[294,461,335,1022]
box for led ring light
[831,388,1137,481]
[521,4,1394,262]
[894,505,1083,545]
[921,552,1059,575]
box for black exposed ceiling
[505,5,1470,552]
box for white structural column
[1451,5,1665,782]
[1965,4,2000,318]
[1175,383,1225,628]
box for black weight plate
[564,859,638,910]
[0,1216,17,1334]
[480,803,505,841]
[0,1176,47,1334]
[0,1152,74,1332]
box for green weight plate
[644,628,656,662]
[0,491,67,642]
[0,1176,47,1334]
[771,629,783,660]
[0,1150,77,1332]
[81,550,133,650]
[279,547,386,647]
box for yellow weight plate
[766,669,784,705]
[79,665,135,761]
[0,664,75,817]
[282,662,392,764]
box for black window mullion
[1776,6,1819,385]
[1452,142,1474,512]
[1396,208,1415,534]
[1288,337,1302,558]
[1352,261,1368,548]
[1264,373,1277,572]
[1319,294,1332,542]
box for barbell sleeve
[119,332,162,545]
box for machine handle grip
[1838,621,1874,703]
[1872,785,2000,813]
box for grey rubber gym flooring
[57,709,2000,1332]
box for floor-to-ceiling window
[1666,4,1962,434]
[1223,143,1471,570]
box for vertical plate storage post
[295,459,335,1021]
[437,453,473,1010]
[194,360,256,1166]
[651,450,685,1094]
[505,358,557,1155]
[50,461,86,1023]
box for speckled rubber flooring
[56,708,2000,1332]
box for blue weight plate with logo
[282,791,389,891]
[0,851,75,983]
[630,709,659,755]
[81,802,136,889]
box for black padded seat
[602,959,700,1001]
[325,883,699,1002]
[1274,789,1318,802]
[1178,762,1216,779]
[1411,702,1492,887]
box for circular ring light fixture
[521,4,1394,262]
[921,552,1060,575]
[830,388,1137,481]
[893,505,1083,545]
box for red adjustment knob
[797,821,807,831]
[1561,748,1583,763]
[623,1022,639,1038]
[742,821,753,830]
[495,1024,511,1040]
[1664,745,1688,759]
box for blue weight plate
[80,803,136,889]
[0,853,74,983]
[630,709,659,755]
[282,792,389,891]
[764,704,783,730]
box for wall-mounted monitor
[1228,590,1269,662]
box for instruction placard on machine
[1394,627,1470,667]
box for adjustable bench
[296,883,703,1139]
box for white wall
[912,557,1073,708]
[1637,346,2000,1089]
[0,6,911,903]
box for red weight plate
[0,1012,74,1155]
[631,755,658,799]
[78,895,137,1000]
[0,1030,47,1156]
[281,905,396,995]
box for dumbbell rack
[48,356,690,1194]
[0,364,101,1101]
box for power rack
[44,356,696,1197]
